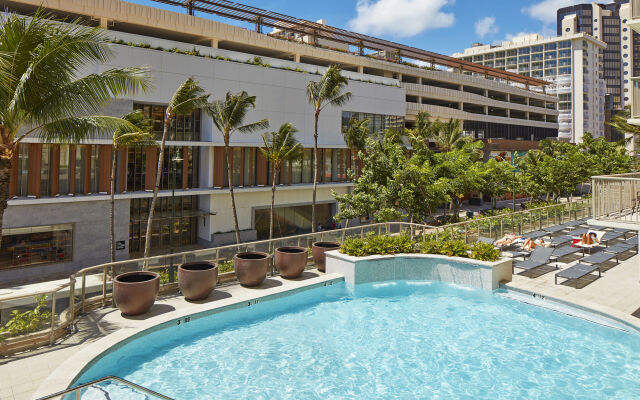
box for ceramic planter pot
[312,241,341,272]
[234,252,269,287]
[113,271,160,316]
[178,261,218,300]
[274,246,307,279]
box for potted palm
[312,242,341,272]
[234,252,269,286]
[113,271,160,315]
[178,261,218,300]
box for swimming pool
[74,281,640,399]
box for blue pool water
[75,281,640,399]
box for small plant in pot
[312,241,341,272]
[274,246,307,278]
[113,271,160,316]
[178,261,218,301]
[234,251,269,286]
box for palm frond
[30,115,138,144]
[205,90,269,138]
[237,118,270,134]
[169,77,209,115]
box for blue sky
[128,0,584,55]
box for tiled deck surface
[0,270,340,400]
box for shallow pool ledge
[325,251,512,290]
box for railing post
[50,290,57,345]
[102,266,107,307]
[81,272,87,314]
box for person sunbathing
[580,232,600,246]
[495,233,521,246]
[522,238,550,251]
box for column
[357,65,364,74]
[210,38,219,48]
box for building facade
[558,0,636,141]
[1,0,558,286]
[453,33,605,143]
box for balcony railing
[592,172,640,225]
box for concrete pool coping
[31,272,344,399]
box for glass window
[324,149,332,182]
[232,147,241,186]
[126,147,146,192]
[134,103,201,141]
[75,146,85,194]
[187,147,199,189]
[302,149,312,184]
[59,145,70,194]
[89,146,99,194]
[16,145,29,197]
[291,157,302,184]
[243,148,254,187]
[518,47,530,55]
[545,43,557,51]
[0,224,73,269]
[331,149,339,182]
[40,144,52,197]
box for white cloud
[475,17,498,38]
[348,0,455,37]
[522,0,583,25]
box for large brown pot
[312,241,341,272]
[275,246,307,279]
[113,271,160,316]
[234,252,269,287]
[178,262,218,300]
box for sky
[127,0,591,55]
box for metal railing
[35,375,172,400]
[0,199,592,355]
[592,172,640,224]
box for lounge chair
[626,236,638,246]
[476,237,496,245]
[555,263,601,285]
[523,230,548,240]
[551,245,583,259]
[544,224,567,234]
[564,218,589,228]
[600,231,625,247]
[570,228,589,236]
[513,246,555,275]
[550,235,573,246]
[580,251,619,266]
[604,242,635,256]
[613,228,633,238]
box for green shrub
[340,233,416,257]
[418,239,441,255]
[0,295,52,339]
[469,242,501,262]
[439,240,469,257]
[218,260,234,273]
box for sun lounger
[523,230,548,240]
[555,263,601,285]
[477,237,495,245]
[613,228,633,238]
[564,219,588,228]
[600,231,625,247]
[551,245,583,259]
[544,225,567,234]
[513,246,555,274]
[570,228,589,236]
[580,251,619,266]
[626,236,638,246]
[604,242,635,255]
[550,235,573,246]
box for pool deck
[3,250,640,400]
[0,270,342,400]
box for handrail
[34,375,173,400]
[0,198,591,355]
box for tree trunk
[109,145,117,263]
[351,147,358,177]
[341,218,350,242]
[311,110,319,233]
[226,137,241,244]
[144,113,172,264]
[0,141,14,250]
[269,167,277,251]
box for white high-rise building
[453,33,606,143]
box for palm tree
[109,110,155,263]
[207,91,269,244]
[143,78,209,260]
[407,111,437,150]
[306,65,352,232]
[607,107,640,152]
[433,118,471,152]
[259,123,303,245]
[0,11,151,245]
[342,118,369,177]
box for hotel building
[0,0,558,285]
[453,33,606,143]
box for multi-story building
[0,0,558,286]
[453,33,606,143]
[558,0,636,141]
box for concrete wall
[1,199,130,285]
